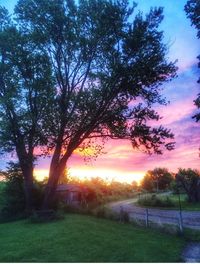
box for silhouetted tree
[141,168,173,192]
[0,6,54,211]
[141,172,154,192]
[185,0,200,121]
[176,168,200,202]
[11,0,177,209]
[152,167,173,191]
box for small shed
[56,184,89,207]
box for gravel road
[108,198,200,230]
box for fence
[118,205,200,233]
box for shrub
[91,206,120,221]
[0,163,45,222]
[29,210,64,223]
[138,194,175,208]
[0,163,26,221]
[92,206,106,218]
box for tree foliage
[176,168,200,202]
[1,163,25,219]
[0,5,54,210]
[185,0,200,121]
[141,168,173,192]
[141,172,154,192]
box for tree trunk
[17,146,34,213]
[42,159,68,210]
[42,141,76,209]
[21,164,34,214]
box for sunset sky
[1,0,199,183]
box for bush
[0,163,45,222]
[92,206,106,218]
[29,210,64,223]
[138,194,175,208]
[91,206,120,221]
[0,163,26,221]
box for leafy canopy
[141,167,173,192]
[185,0,200,122]
[0,5,54,158]
[176,168,200,202]
[14,0,176,161]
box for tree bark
[42,153,71,210]
[22,164,34,213]
[42,137,77,209]
[17,144,34,213]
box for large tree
[14,0,177,209]
[0,7,54,211]
[185,0,200,121]
[141,168,173,192]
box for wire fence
[118,205,200,233]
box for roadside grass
[0,214,185,262]
[136,193,200,211]
[184,228,200,242]
[168,194,200,211]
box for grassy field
[165,194,200,211]
[0,214,185,262]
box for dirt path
[108,198,200,230]
[182,243,200,262]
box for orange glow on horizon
[34,167,145,184]
[34,169,49,181]
[73,147,97,157]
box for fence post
[145,208,149,227]
[178,211,183,233]
[120,206,123,223]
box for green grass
[184,228,200,242]
[0,214,185,262]
[166,194,200,211]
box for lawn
[0,214,185,262]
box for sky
[0,0,200,183]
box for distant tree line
[140,167,200,203]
